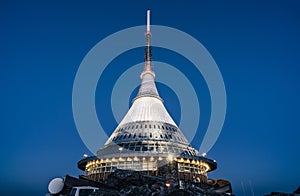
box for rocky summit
[88,169,232,196]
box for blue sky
[1,0,300,195]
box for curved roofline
[78,154,217,172]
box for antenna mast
[144,10,152,72]
[147,10,150,34]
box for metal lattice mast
[144,10,152,72]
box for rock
[85,169,233,196]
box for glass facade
[86,159,157,175]
[106,121,189,146]
[97,141,198,157]
[84,156,211,182]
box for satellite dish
[48,178,64,194]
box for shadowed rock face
[88,169,233,196]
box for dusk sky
[1,1,300,195]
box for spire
[144,10,152,72]
[147,10,150,34]
[134,10,161,101]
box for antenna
[147,10,150,33]
[143,9,152,72]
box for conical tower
[78,10,217,183]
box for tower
[78,10,217,184]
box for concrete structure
[78,10,217,184]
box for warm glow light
[167,154,174,161]
[199,162,210,172]
[165,182,171,188]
